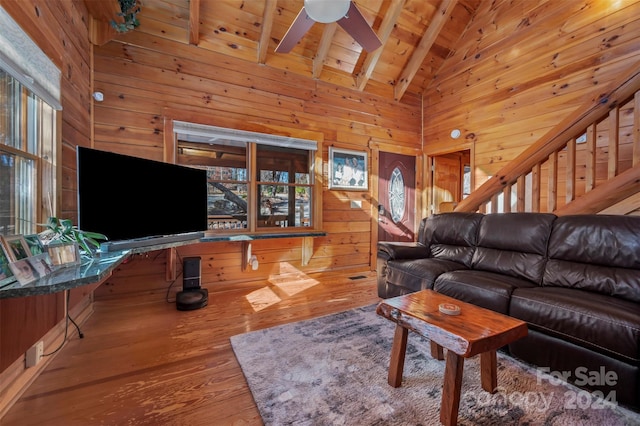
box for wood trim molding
[369,147,379,270]
[369,140,420,155]
[0,292,95,418]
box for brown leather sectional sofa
[376,212,640,409]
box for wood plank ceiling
[86,0,481,102]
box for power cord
[68,311,84,339]
[166,252,184,304]
[43,290,83,357]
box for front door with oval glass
[378,152,416,242]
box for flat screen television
[77,146,208,244]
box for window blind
[173,121,317,151]
[0,6,62,110]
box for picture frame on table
[1,235,31,262]
[8,258,39,285]
[328,147,368,190]
[47,241,81,267]
[0,244,16,287]
[28,252,56,276]
[24,234,46,256]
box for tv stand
[99,232,205,252]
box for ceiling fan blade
[337,2,382,52]
[275,7,316,53]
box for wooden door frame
[424,142,475,217]
[369,141,422,271]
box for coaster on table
[439,303,461,316]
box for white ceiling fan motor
[304,0,350,23]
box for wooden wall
[4,0,640,389]
[0,0,92,374]
[0,0,421,381]
[423,0,640,205]
[90,26,421,298]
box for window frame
[0,5,62,237]
[164,111,323,236]
[0,71,59,237]
[255,144,314,229]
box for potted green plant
[38,217,108,257]
[111,0,141,33]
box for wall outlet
[26,341,44,367]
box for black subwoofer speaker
[176,256,208,311]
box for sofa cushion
[510,287,640,363]
[420,212,483,267]
[509,329,639,409]
[471,212,555,285]
[544,214,640,303]
[386,258,469,293]
[434,270,537,314]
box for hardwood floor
[2,269,380,425]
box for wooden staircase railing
[455,61,640,216]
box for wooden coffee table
[376,289,528,426]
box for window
[388,167,405,223]
[178,138,249,230]
[257,144,311,229]
[0,71,57,236]
[463,165,471,199]
[0,6,61,236]
[173,121,319,233]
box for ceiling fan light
[304,0,350,23]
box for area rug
[230,304,640,425]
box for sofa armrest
[377,242,430,299]
[377,241,430,261]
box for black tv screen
[77,147,208,242]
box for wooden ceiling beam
[258,0,278,63]
[313,22,338,79]
[85,0,481,101]
[84,0,120,45]
[355,0,405,91]
[393,0,457,101]
[84,0,120,22]
[188,0,200,45]
[88,16,116,46]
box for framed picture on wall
[328,147,368,190]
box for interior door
[432,155,461,213]
[378,152,416,242]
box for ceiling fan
[275,0,382,53]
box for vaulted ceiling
[85,0,481,102]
